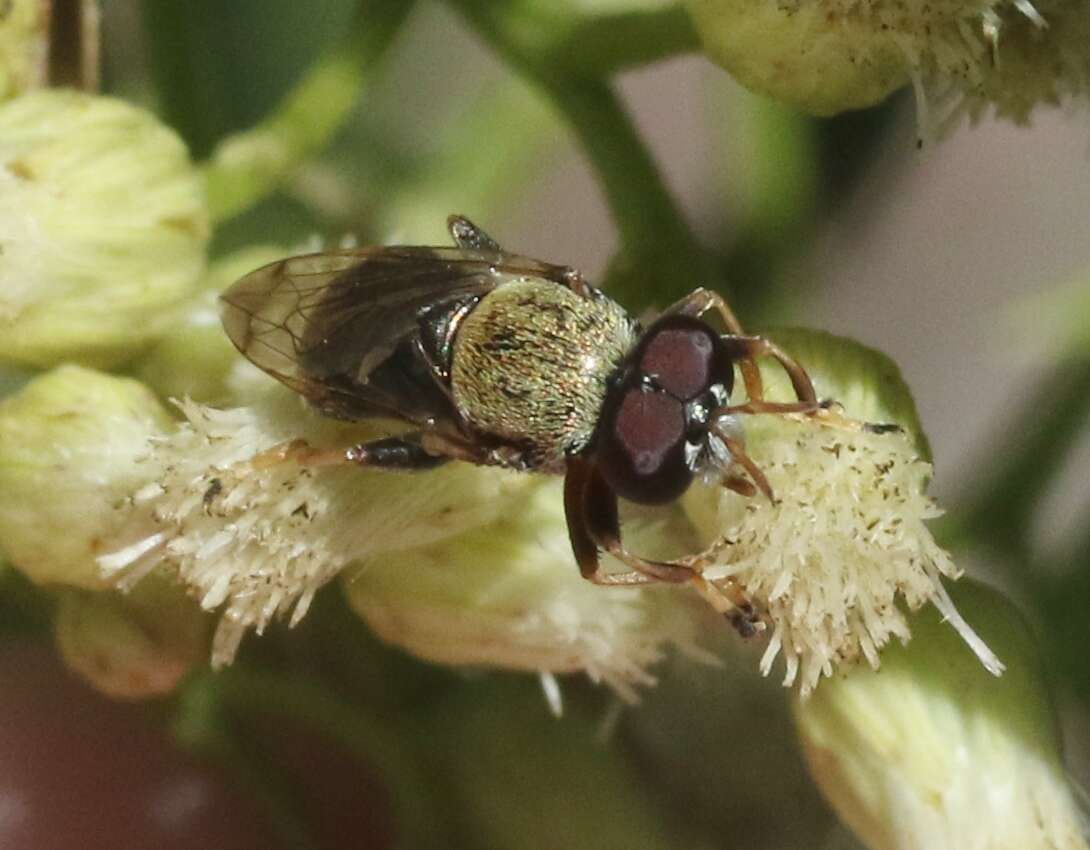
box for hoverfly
[221,216,824,633]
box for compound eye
[598,387,692,505]
[638,317,734,402]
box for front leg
[563,458,764,636]
[662,288,818,405]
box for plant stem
[202,0,415,224]
[554,6,701,75]
[446,0,717,309]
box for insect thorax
[450,278,635,469]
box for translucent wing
[220,245,569,424]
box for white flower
[0,365,173,589]
[0,90,208,367]
[54,575,210,700]
[795,580,1089,850]
[99,397,539,667]
[689,415,1001,696]
[343,480,705,701]
[686,0,1082,132]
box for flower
[794,580,1089,850]
[99,395,541,668]
[685,0,908,115]
[54,574,210,700]
[685,0,1083,133]
[0,90,208,368]
[342,479,704,701]
[685,330,1000,695]
[0,365,172,588]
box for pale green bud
[0,365,172,588]
[55,573,210,700]
[685,0,1060,125]
[137,245,287,405]
[685,329,999,694]
[342,480,702,700]
[0,0,47,101]
[0,90,209,367]
[794,581,1088,850]
[685,0,909,115]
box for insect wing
[220,246,566,422]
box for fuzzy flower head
[686,330,1000,695]
[98,386,702,692]
[794,580,1088,850]
[99,394,544,668]
[0,90,209,367]
[686,0,1078,131]
[342,480,704,701]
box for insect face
[596,314,736,505]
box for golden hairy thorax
[450,278,635,468]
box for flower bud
[685,329,999,694]
[342,481,702,700]
[0,90,209,368]
[55,574,210,700]
[0,365,172,588]
[685,0,909,115]
[794,581,1088,850]
[0,0,48,101]
[685,0,1065,125]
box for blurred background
[3,0,1090,848]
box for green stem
[554,6,700,75]
[446,0,716,309]
[201,0,415,224]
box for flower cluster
[795,581,1088,850]
[0,90,208,367]
[686,0,1090,132]
[690,415,1001,695]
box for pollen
[694,415,1002,696]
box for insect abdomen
[450,278,634,469]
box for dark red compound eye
[598,387,690,504]
[638,326,714,400]
[595,314,736,505]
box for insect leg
[720,335,818,405]
[248,434,450,471]
[564,459,764,635]
[661,287,765,400]
[715,432,776,504]
[661,286,746,335]
[563,458,654,585]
